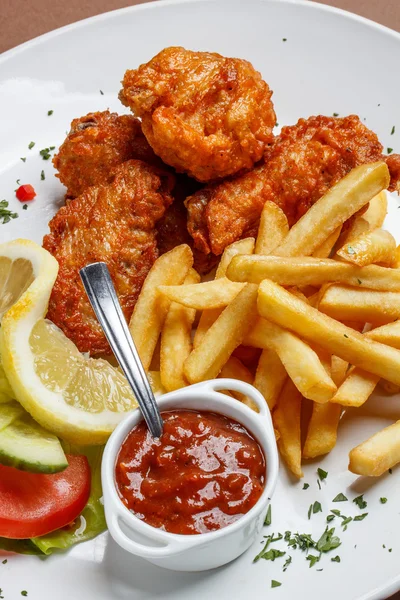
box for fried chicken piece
[53,110,161,198]
[43,160,174,355]
[186,115,400,255]
[119,46,276,182]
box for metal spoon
[79,262,163,438]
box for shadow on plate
[102,535,225,598]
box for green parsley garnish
[1,559,6,564]
[306,554,320,568]
[333,113,339,117]
[40,147,52,160]
[387,148,393,154]
[353,495,367,509]
[303,483,310,490]
[380,497,387,504]
[333,493,348,502]
[282,39,287,42]
[264,504,272,526]
[100,89,104,95]
[326,514,335,523]
[283,555,292,571]
[331,509,341,516]
[0,200,19,224]
[354,513,368,521]
[344,334,349,339]
[271,580,282,588]
[49,146,55,150]
[357,279,362,285]
[21,592,28,597]
[16,179,20,185]
[48,109,53,116]
[253,533,283,562]
[389,468,393,474]
[20,157,26,162]
[261,548,286,561]
[341,516,352,531]
[28,141,35,150]
[23,204,28,210]
[331,555,340,562]
[317,479,321,490]
[391,126,395,135]
[316,527,341,553]
[389,548,392,552]
[0,588,3,599]
[313,501,322,514]
[41,170,45,180]
[317,468,328,481]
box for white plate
[1,0,400,598]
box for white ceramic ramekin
[102,378,279,572]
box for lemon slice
[0,239,139,445]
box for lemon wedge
[0,239,139,445]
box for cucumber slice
[0,401,24,430]
[0,411,68,473]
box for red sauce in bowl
[115,410,266,535]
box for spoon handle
[80,262,163,439]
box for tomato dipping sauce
[115,410,266,535]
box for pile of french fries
[129,161,400,479]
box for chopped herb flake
[49,146,55,150]
[333,493,348,502]
[344,334,349,339]
[283,555,292,571]
[41,170,45,180]
[271,580,282,588]
[264,504,272,526]
[391,126,395,135]
[303,483,309,490]
[0,200,19,224]
[48,109,53,116]
[16,179,20,185]
[317,468,328,481]
[313,501,322,514]
[333,113,339,117]
[306,553,320,568]
[40,147,52,160]
[28,141,35,150]
[357,279,362,285]
[388,148,393,154]
[354,513,368,521]
[282,38,287,42]
[20,157,26,162]
[21,592,28,597]
[308,504,312,520]
[331,510,341,517]
[1,559,6,564]
[389,468,393,474]
[23,204,28,210]
[317,479,321,490]
[353,495,367,509]
[380,497,387,504]
[100,89,104,95]
[253,533,283,562]
[316,527,341,553]
[331,555,341,562]
[326,514,335,523]
[260,548,286,561]
[389,548,392,552]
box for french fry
[219,356,257,411]
[257,279,400,386]
[160,269,200,392]
[379,380,400,395]
[336,217,370,251]
[331,356,348,387]
[319,285,400,323]
[254,348,287,410]
[194,238,255,348]
[394,245,400,269]
[273,162,389,257]
[244,318,337,403]
[349,420,400,476]
[303,402,342,459]
[215,237,255,278]
[363,191,388,230]
[255,201,289,255]
[227,255,400,290]
[184,284,258,383]
[129,244,193,370]
[273,379,303,478]
[336,229,396,267]
[312,226,342,258]
[330,367,379,407]
[158,278,245,310]
[365,320,400,349]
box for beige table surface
[1,1,400,598]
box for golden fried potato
[120,47,276,182]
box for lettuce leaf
[0,445,106,556]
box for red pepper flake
[16,184,36,202]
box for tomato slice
[0,454,91,539]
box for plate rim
[1,0,400,598]
[1,0,400,67]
